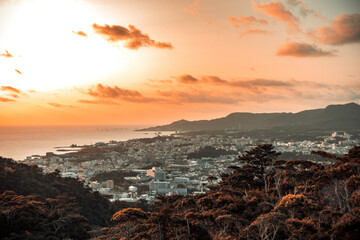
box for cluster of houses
[22,131,358,203]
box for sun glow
[0,0,126,91]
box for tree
[245,212,288,240]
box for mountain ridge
[139,102,360,131]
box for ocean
[0,126,171,160]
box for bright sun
[0,0,126,91]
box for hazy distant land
[139,103,360,132]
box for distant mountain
[139,103,360,131]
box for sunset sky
[0,0,359,126]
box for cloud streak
[72,30,87,37]
[1,86,21,94]
[48,102,74,108]
[77,99,121,105]
[175,75,293,88]
[157,90,240,104]
[229,16,268,28]
[276,42,335,57]
[92,24,173,50]
[229,15,270,36]
[0,50,13,58]
[86,84,156,103]
[0,86,26,101]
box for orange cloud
[0,86,25,100]
[176,74,198,83]
[0,50,13,58]
[15,69,22,75]
[314,13,360,45]
[253,0,300,32]
[88,84,141,98]
[1,86,21,94]
[229,16,268,28]
[276,42,335,57]
[92,24,173,50]
[184,1,200,16]
[72,30,87,37]
[149,74,360,105]
[0,97,15,102]
[86,84,156,103]
[78,75,360,108]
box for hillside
[0,157,116,239]
[139,103,360,131]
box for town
[22,130,359,204]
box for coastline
[0,125,173,161]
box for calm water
[0,126,169,160]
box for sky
[0,0,359,126]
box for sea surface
[0,126,171,160]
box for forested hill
[139,102,360,131]
[1,145,360,239]
[0,157,116,239]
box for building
[149,180,170,194]
[147,167,166,181]
[106,180,114,189]
[174,177,190,183]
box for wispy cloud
[1,86,21,94]
[312,13,360,45]
[92,23,173,50]
[276,42,335,57]
[241,29,270,36]
[252,0,300,33]
[229,16,268,28]
[184,1,212,24]
[0,50,13,58]
[229,15,270,36]
[77,99,121,105]
[157,90,240,104]
[0,86,26,101]
[199,76,293,89]
[72,30,87,37]
[286,0,328,20]
[48,102,74,108]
